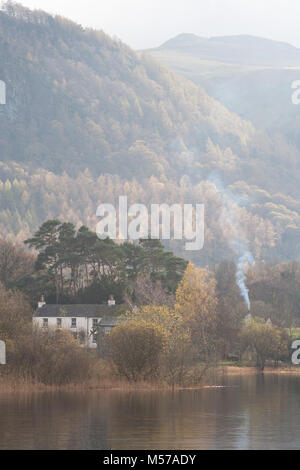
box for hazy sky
[17,0,300,49]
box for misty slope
[159,33,300,67]
[1,5,300,194]
[0,3,252,179]
[1,3,300,266]
[147,33,300,146]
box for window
[71,318,77,329]
[42,318,48,328]
[93,334,97,344]
[93,318,98,327]
[57,318,62,328]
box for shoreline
[219,365,300,375]
[1,365,300,393]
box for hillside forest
[0,3,299,269]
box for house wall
[33,317,98,348]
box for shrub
[240,317,290,370]
[108,320,165,382]
[10,328,94,385]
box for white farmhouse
[33,298,122,348]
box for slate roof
[97,316,121,327]
[34,304,123,320]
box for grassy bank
[217,364,300,376]
[0,374,179,393]
[2,364,300,393]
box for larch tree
[175,262,218,362]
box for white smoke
[235,250,254,311]
[209,174,255,310]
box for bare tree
[125,273,174,310]
[0,239,35,286]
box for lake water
[1,373,300,450]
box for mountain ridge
[145,32,300,149]
[157,33,300,67]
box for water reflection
[1,374,300,449]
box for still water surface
[1,373,300,450]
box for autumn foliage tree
[240,317,290,371]
[111,263,221,385]
[175,262,218,361]
[123,305,195,385]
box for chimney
[38,295,46,309]
[108,295,116,307]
